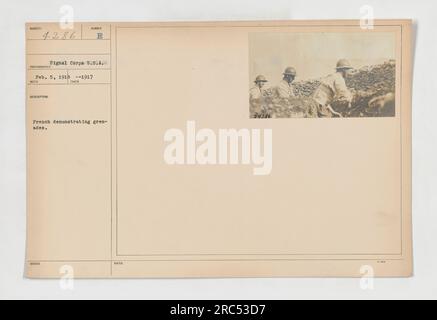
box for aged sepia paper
[26,20,413,278]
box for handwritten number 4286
[43,31,76,40]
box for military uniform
[249,86,264,101]
[313,72,352,117]
[249,86,266,116]
[275,80,295,99]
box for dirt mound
[293,60,395,98]
[293,79,321,97]
[251,89,318,118]
[346,60,396,95]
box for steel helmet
[336,59,353,70]
[254,75,268,83]
[283,67,297,76]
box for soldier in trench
[312,59,354,118]
[249,75,269,117]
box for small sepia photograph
[249,32,397,118]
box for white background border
[1,0,436,300]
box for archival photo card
[25,20,412,278]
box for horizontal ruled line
[27,83,110,86]
[27,68,111,71]
[26,39,110,41]
[26,53,110,55]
